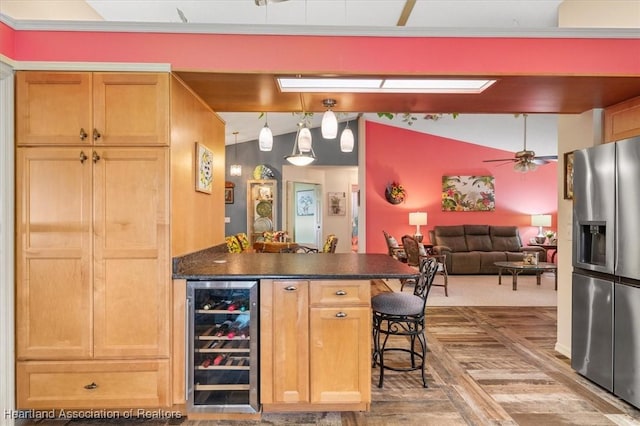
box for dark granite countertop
[172,249,418,281]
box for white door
[288,181,322,248]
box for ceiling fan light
[321,109,338,139]
[340,127,354,152]
[298,126,312,152]
[514,161,537,173]
[259,123,273,151]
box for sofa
[428,225,546,274]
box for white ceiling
[1,0,566,156]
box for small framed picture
[564,150,575,200]
[224,182,234,204]
[328,192,346,216]
[195,142,213,194]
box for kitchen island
[172,250,417,418]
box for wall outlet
[224,217,231,223]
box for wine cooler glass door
[187,280,258,413]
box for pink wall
[0,22,638,76]
[365,121,557,254]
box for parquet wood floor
[18,305,640,426]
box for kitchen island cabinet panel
[261,279,370,412]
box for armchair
[383,230,407,262]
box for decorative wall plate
[254,217,273,233]
[256,200,272,218]
[253,164,275,180]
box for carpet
[379,272,557,307]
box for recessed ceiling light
[277,77,495,93]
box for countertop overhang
[172,250,418,281]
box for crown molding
[2,13,639,39]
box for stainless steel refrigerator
[572,136,640,408]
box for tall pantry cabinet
[15,71,171,409]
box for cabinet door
[16,148,93,359]
[93,73,169,146]
[260,280,309,404]
[16,72,93,146]
[309,307,371,404]
[93,148,170,358]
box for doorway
[287,181,322,248]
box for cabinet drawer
[309,280,370,306]
[17,360,169,410]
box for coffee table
[494,261,557,291]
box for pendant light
[340,120,355,152]
[298,125,312,152]
[258,112,273,151]
[285,122,316,166]
[229,131,242,176]
[321,98,338,139]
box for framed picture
[564,151,575,200]
[328,192,346,216]
[195,142,213,194]
[225,181,234,204]
[296,190,315,216]
[441,175,495,212]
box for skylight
[277,77,496,94]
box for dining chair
[297,234,338,253]
[371,256,438,388]
[401,234,448,295]
[383,230,407,262]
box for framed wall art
[225,181,235,204]
[564,150,575,200]
[195,142,213,194]
[296,190,315,216]
[442,175,495,212]
[328,192,346,216]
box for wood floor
[18,307,640,425]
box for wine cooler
[186,280,259,413]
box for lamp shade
[409,212,428,226]
[258,123,273,151]
[321,109,338,139]
[298,127,312,152]
[531,214,551,227]
[340,127,354,152]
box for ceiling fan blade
[483,158,516,163]
[534,155,558,160]
[532,158,550,165]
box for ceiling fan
[483,114,557,173]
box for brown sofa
[428,225,546,274]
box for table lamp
[409,212,428,242]
[531,214,552,243]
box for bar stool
[371,256,438,388]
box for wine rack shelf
[187,280,258,414]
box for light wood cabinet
[16,71,169,146]
[15,144,170,406]
[604,95,640,142]
[260,279,371,412]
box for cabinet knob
[335,312,347,318]
[93,128,102,141]
[79,128,88,141]
[335,290,347,296]
[83,382,98,390]
[284,286,297,292]
[92,151,101,163]
[79,151,88,164]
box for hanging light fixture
[298,125,312,152]
[258,112,273,151]
[340,120,355,152]
[321,98,338,139]
[229,131,242,176]
[285,122,316,166]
